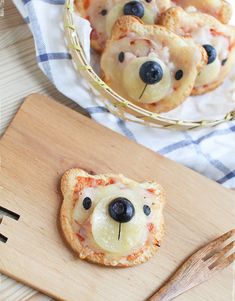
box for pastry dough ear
[61,168,87,199]
[171,0,232,24]
[159,6,235,38]
[219,0,233,24]
[111,16,144,40]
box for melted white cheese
[185,6,197,13]
[72,179,163,255]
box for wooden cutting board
[0,94,234,301]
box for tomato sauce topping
[210,28,231,46]
[74,176,116,193]
[153,239,160,247]
[127,249,144,261]
[83,0,90,10]
[91,29,99,40]
[76,232,85,242]
[147,223,155,233]
[147,188,155,193]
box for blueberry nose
[108,197,135,223]
[203,44,217,65]
[139,61,163,85]
[123,1,145,18]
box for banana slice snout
[122,56,171,103]
[91,196,147,254]
[195,57,221,87]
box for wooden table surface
[0,2,85,300]
[0,2,234,301]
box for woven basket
[64,0,235,129]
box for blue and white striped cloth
[13,0,235,188]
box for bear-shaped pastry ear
[74,0,173,52]
[159,7,235,95]
[171,0,232,24]
[61,168,89,199]
[100,15,207,113]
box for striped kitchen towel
[13,0,235,188]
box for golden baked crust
[217,0,233,24]
[160,7,235,95]
[101,16,206,113]
[171,0,232,24]
[60,168,166,267]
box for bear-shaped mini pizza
[75,0,172,52]
[75,0,232,52]
[100,16,206,113]
[160,7,235,95]
[60,168,166,266]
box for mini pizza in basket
[68,0,235,124]
[100,16,207,113]
[160,7,235,95]
[75,0,173,52]
[75,0,232,52]
[60,168,166,267]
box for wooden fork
[148,229,235,301]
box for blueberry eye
[83,197,92,210]
[203,44,217,65]
[145,0,152,2]
[118,52,125,63]
[139,61,163,85]
[221,58,227,66]
[143,205,151,216]
[109,197,135,223]
[175,70,183,80]
[123,1,145,18]
[100,9,107,16]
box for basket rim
[64,0,235,129]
